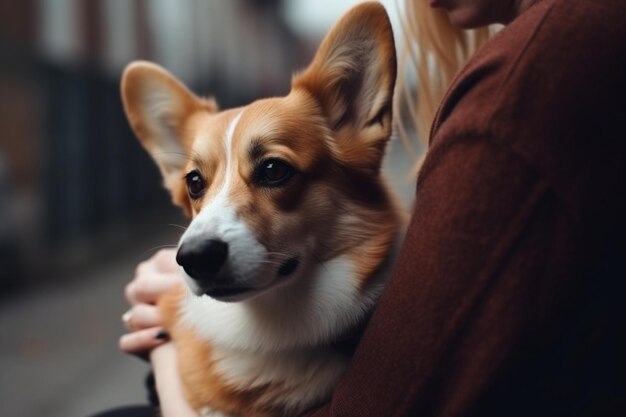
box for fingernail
[119,334,130,345]
[122,310,132,325]
[155,330,170,340]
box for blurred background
[0,0,417,416]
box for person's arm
[150,343,200,417]
[305,135,572,416]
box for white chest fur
[178,256,385,413]
[210,344,348,413]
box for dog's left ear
[293,2,396,173]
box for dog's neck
[180,226,404,354]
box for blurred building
[0,0,310,289]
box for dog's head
[121,2,397,302]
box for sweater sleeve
[304,133,602,417]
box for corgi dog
[121,3,405,416]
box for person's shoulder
[437,0,625,116]
[497,0,626,81]
[483,0,626,140]
[434,0,626,137]
[430,0,626,196]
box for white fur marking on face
[179,111,270,294]
[219,110,242,197]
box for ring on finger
[122,309,134,330]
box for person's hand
[119,248,182,355]
[120,249,198,416]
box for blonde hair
[395,1,493,157]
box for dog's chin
[184,279,251,301]
[203,286,259,302]
[184,256,301,302]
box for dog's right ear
[121,61,216,215]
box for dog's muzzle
[176,238,228,283]
[177,238,257,299]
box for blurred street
[0,227,176,417]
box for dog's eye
[254,159,294,187]
[185,170,206,199]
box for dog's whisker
[258,260,287,267]
[141,244,179,257]
[310,252,328,271]
[311,241,336,259]
[265,252,295,259]
[168,223,188,231]
[153,151,195,163]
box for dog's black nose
[176,239,229,282]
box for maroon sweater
[307,0,625,416]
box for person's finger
[122,304,162,331]
[119,327,170,355]
[152,248,180,273]
[125,271,180,305]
